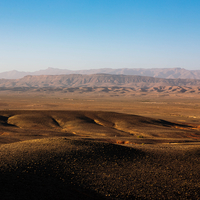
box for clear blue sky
[0,0,200,72]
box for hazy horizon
[1,66,200,74]
[1,0,200,73]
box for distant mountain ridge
[1,67,200,79]
[0,74,200,88]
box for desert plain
[0,85,200,199]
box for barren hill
[1,67,200,79]
[0,110,200,199]
[1,110,197,141]
[1,74,200,88]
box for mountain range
[1,67,200,79]
[0,74,200,88]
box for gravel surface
[0,138,200,199]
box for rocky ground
[0,137,200,200]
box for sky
[0,0,200,73]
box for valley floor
[0,92,200,199]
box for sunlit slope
[0,111,200,143]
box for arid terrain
[0,75,200,199]
[1,67,200,79]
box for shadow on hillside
[0,172,109,200]
[0,115,17,127]
[0,139,145,200]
